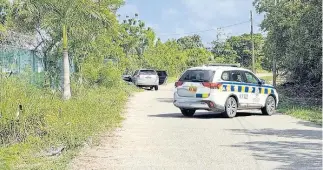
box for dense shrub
[0,76,135,169]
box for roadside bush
[80,55,126,88]
[0,76,135,169]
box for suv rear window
[179,70,215,82]
[139,70,157,75]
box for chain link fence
[0,31,45,86]
[0,31,76,89]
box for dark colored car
[157,70,168,85]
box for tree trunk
[62,25,71,100]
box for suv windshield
[179,70,215,82]
[139,70,157,75]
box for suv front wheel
[261,96,276,115]
[180,109,195,117]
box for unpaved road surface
[70,84,322,170]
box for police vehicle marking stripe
[221,84,275,94]
[219,81,274,88]
[196,93,209,98]
[231,86,235,92]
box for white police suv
[173,64,279,118]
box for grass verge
[276,84,322,126]
[254,74,321,125]
[278,100,321,125]
[259,75,273,83]
[0,77,139,169]
[167,76,179,84]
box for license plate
[146,76,151,79]
[188,86,197,92]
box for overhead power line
[158,20,250,37]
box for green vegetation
[0,0,214,168]
[211,33,266,71]
[167,76,180,84]
[278,101,321,125]
[254,0,322,124]
[260,75,272,82]
[277,86,322,125]
[0,76,139,169]
[0,0,321,168]
[254,0,322,84]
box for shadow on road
[296,120,322,128]
[225,128,322,169]
[227,128,322,140]
[148,112,266,119]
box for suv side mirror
[259,79,266,85]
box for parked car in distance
[157,70,168,85]
[132,69,159,90]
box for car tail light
[202,82,222,89]
[207,101,215,108]
[175,81,183,87]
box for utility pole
[216,28,220,41]
[273,0,277,87]
[250,10,255,73]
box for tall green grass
[276,84,322,125]
[0,77,137,169]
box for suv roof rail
[203,63,241,67]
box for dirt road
[70,84,322,170]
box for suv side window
[244,71,259,84]
[221,71,230,81]
[230,71,243,82]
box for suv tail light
[175,81,183,87]
[206,101,215,108]
[202,82,222,89]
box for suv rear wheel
[261,96,276,115]
[154,85,159,91]
[222,97,237,118]
[180,109,195,117]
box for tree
[253,0,322,84]
[210,40,238,64]
[0,0,9,32]
[177,34,204,50]
[10,0,124,99]
[119,14,155,59]
[226,33,265,70]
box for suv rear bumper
[136,82,159,86]
[173,99,225,112]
